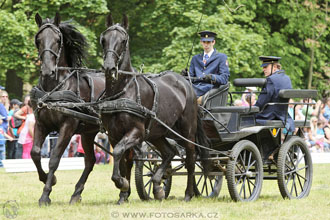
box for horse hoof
[69,195,82,205]
[51,175,57,186]
[121,178,129,192]
[39,197,51,207]
[117,197,127,205]
[184,195,193,202]
[153,186,165,200]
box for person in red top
[14,95,33,135]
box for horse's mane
[59,21,88,67]
[41,19,88,67]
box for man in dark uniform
[255,56,295,132]
[188,31,230,101]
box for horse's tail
[196,107,212,174]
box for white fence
[1,153,329,173]
[2,157,84,173]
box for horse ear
[122,14,129,30]
[35,13,43,27]
[54,12,61,27]
[106,13,114,27]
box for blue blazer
[189,49,230,97]
[255,70,295,132]
[0,103,8,131]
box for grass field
[1,163,329,220]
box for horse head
[100,13,130,78]
[35,13,88,91]
[35,12,63,81]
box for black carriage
[134,78,316,202]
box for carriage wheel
[135,160,172,200]
[277,136,313,199]
[226,140,263,202]
[193,161,223,198]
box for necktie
[203,54,209,65]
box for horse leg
[117,149,134,205]
[184,143,196,202]
[39,123,77,206]
[30,123,53,185]
[151,138,175,200]
[111,128,142,203]
[70,132,97,205]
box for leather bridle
[100,25,129,78]
[35,23,63,80]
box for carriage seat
[201,83,230,108]
[256,89,317,128]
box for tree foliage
[0,0,328,98]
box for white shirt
[203,49,214,60]
[18,113,35,144]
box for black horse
[31,13,105,206]
[99,14,209,203]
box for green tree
[0,0,109,98]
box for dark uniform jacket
[255,70,295,132]
[189,49,230,97]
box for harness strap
[141,75,159,137]
[134,76,141,105]
[81,73,96,102]
[38,70,77,103]
[76,71,80,98]
[97,98,230,157]
[100,76,135,101]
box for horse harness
[98,73,159,137]
[31,69,104,118]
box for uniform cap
[198,31,217,42]
[259,56,281,67]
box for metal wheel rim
[232,149,261,201]
[282,143,311,198]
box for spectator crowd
[0,85,329,167]
[0,87,112,167]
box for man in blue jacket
[188,31,230,100]
[255,56,295,132]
